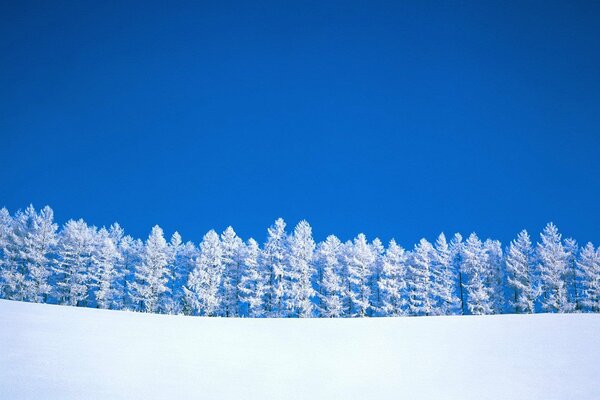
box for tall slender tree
[184,230,223,316]
[462,233,493,315]
[262,218,289,317]
[432,233,460,315]
[54,219,96,306]
[288,220,316,317]
[505,230,535,313]
[221,227,245,317]
[536,223,572,313]
[406,239,434,316]
[315,235,345,318]
[129,225,171,313]
[377,239,407,316]
[238,238,266,317]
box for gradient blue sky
[1,1,599,245]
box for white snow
[1,299,599,399]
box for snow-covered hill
[1,300,599,399]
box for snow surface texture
[1,300,599,400]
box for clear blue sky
[1,1,599,246]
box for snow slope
[1,300,599,399]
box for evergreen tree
[238,238,267,317]
[536,223,572,313]
[184,230,223,316]
[449,233,466,315]
[484,239,505,314]
[54,219,96,306]
[406,239,434,316]
[577,243,600,312]
[346,234,375,317]
[505,230,535,313]
[288,220,316,317]
[220,227,245,317]
[315,235,344,318]
[262,218,289,317]
[93,227,122,309]
[1,205,57,302]
[369,238,385,316]
[564,238,580,310]
[462,233,493,315]
[431,233,460,315]
[129,225,171,313]
[377,239,407,316]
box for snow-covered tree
[129,225,171,313]
[54,219,96,306]
[0,208,11,258]
[505,230,535,313]
[238,238,267,317]
[262,218,289,317]
[287,220,316,317]
[369,238,385,316]
[116,234,143,309]
[184,230,223,316]
[220,227,245,317]
[536,223,572,313]
[577,243,600,312]
[377,239,407,316]
[449,233,466,315]
[406,239,434,316]
[315,235,344,318]
[167,234,197,314]
[1,205,57,302]
[345,234,375,317]
[484,239,505,314]
[92,227,122,309]
[431,233,460,315]
[564,238,580,310]
[461,233,493,315]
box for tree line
[0,205,598,317]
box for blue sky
[1,1,599,245]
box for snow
[1,300,599,399]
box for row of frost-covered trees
[1,205,599,317]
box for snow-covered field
[1,300,599,399]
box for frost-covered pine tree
[449,233,466,315]
[220,227,245,317]
[238,238,267,317]
[1,205,57,302]
[54,219,96,306]
[369,238,385,316]
[129,225,171,313]
[406,239,434,316]
[462,233,493,315]
[484,239,505,314]
[262,218,289,317]
[288,220,316,317]
[116,234,143,309]
[536,223,573,313]
[0,208,13,297]
[93,227,122,309]
[577,243,600,312]
[0,207,11,257]
[505,230,535,313]
[345,234,375,317]
[168,235,197,313]
[184,230,223,316]
[315,235,344,317]
[564,238,580,310]
[377,239,407,316]
[431,233,460,315]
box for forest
[0,205,597,317]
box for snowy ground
[1,300,599,399]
